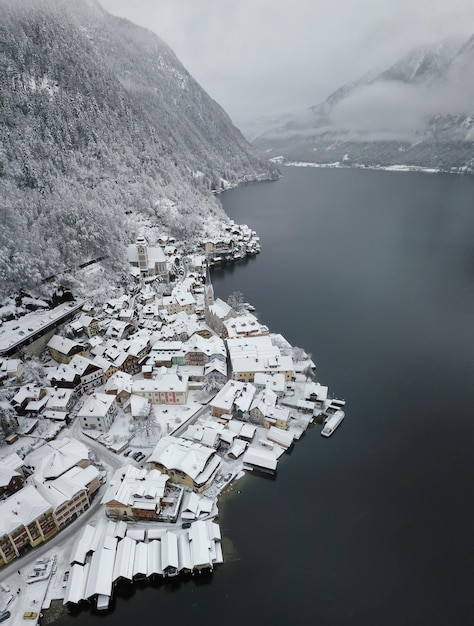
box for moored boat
[321,410,345,437]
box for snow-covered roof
[101,465,169,510]
[113,536,136,582]
[0,485,52,535]
[77,393,116,419]
[47,334,84,356]
[243,448,278,472]
[0,452,24,473]
[227,336,294,377]
[223,313,269,338]
[132,372,188,395]
[149,436,220,484]
[210,379,257,413]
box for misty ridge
[255,34,474,169]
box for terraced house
[0,485,57,566]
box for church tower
[204,260,214,309]
[136,235,149,275]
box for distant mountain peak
[253,33,474,173]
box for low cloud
[330,82,430,137]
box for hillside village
[0,223,342,619]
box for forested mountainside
[0,0,277,297]
[254,37,474,171]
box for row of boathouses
[64,517,222,610]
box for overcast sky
[98,0,474,130]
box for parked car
[0,611,10,623]
[124,449,131,457]
[23,612,38,620]
[181,522,191,529]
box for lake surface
[54,166,474,626]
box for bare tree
[227,290,246,313]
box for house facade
[77,393,117,432]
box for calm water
[54,167,474,626]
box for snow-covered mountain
[254,36,474,171]
[0,0,277,297]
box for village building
[148,436,221,492]
[45,387,76,413]
[24,438,91,480]
[47,335,86,364]
[91,355,118,382]
[183,335,226,366]
[77,393,117,432]
[0,466,24,500]
[101,465,182,522]
[226,336,295,383]
[0,301,84,359]
[203,358,228,387]
[0,485,57,566]
[48,363,82,393]
[34,464,101,529]
[222,313,269,339]
[205,298,237,336]
[210,380,257,419]
[104,320,135,342]
[76,314,101,338]
[253,372,287,397]
[67,354,104,392]
[0,358,24,382]
[104,371,133,404]
[304,381,329,409]
[131,371,189,405]
[127,236,169,281]
[11,385,47,416]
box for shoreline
[269,157,472,176]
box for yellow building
[0,486,58,566]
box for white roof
[161,531,179,570]
[47,334,84,355]
[102,465,169,510]
[189,520,213,569]
[227,336,294,377]
[223,313,268,338]
[178,533,193,571]
[267,426,294,448]
[147,540,163,576]
[243,448,278,471]
[0,485,52,535]
[208,298,233,320]
[228,439,248,458]
[77,393,115,419]
[132,372,188,395]
[133,541,148,577]
[211,380,257,413]
[149,436,220,484]
[63,562,90,605]
[84,544,116,600]
[0,452,24,473]
[24,437,89,480]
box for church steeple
[136,235,149,273]
[204,260,214,309]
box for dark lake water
[53,166,474,626]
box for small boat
[321,410,345,437]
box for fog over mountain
[0,0,277,297]
[254,36,474,171]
